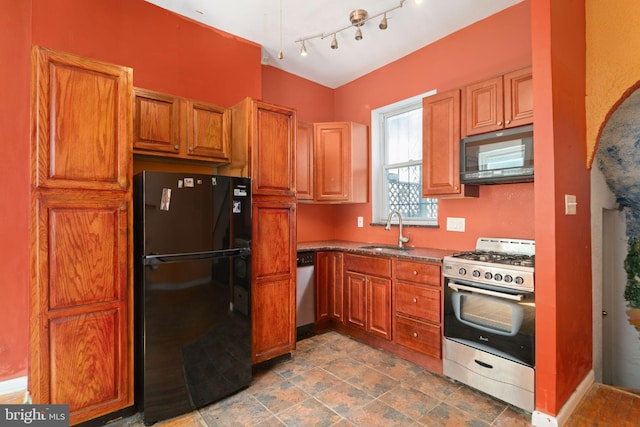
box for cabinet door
[32,197,131,424]
[314,122,350,201]
[33,46,131,191]
[330,252,344,321]
[133,88,181,155]
[345,271,367,330]
[186,100,231,162]
[422,90,463,196]
[252,101,296,197]
[367,276,392,340]
[296,120,314,200]
[315,252,331,322]
[463,75,504,136]
[251,200,296,363]
[504,67,533,129]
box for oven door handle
[447,282,524,302]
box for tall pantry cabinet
[30,46,133,424]
[218,98,297,364]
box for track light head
[330,34,338,49]
[379,13,388,30]
[355,27,363,40]
[278,50,284,60]
[300,41,307,56]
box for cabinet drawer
[395,316,441,359]
[394,259,440,285]
[395,282,440,323]
[344,254,391,277]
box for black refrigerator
[134,171,252,425]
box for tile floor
[3,331,638,426]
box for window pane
[386,108,422,164]
[386,165,438,219]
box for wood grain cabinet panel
[395,316,441,359]
[345,272,367,330]
[296,120,314,200]
[133,88,231,163]
[463,66,533,136]
[30,46,133,425]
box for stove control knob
[484,272,493,280]
[515,276,524,285]
[473,270,481,278]
[458,267,467,276]
[504,275,513,283]
[494,273,503,281]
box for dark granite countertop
[297,240,454,263]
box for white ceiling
[145,0,523,89]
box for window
[371,90,438,226]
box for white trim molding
[532,370,594,427]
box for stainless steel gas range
[442,237,535,412]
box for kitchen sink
[359,244,413,251]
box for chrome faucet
[385,210,410,248]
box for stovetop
[443,238,535,292]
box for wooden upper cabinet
[463,66,533,137]
[296,120,314,200]
[186,100,231,159]
[313,122,368,203]
[133,88,231,163]
[219,98,296,197]
[423,90,479,198]
[32,46,131,191]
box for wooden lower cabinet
[343,254,392,341]
[251,199,296,364]
[315,251,343,327]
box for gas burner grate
[451,250,535,268]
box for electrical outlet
[565,195,577,215]
[357,216,364,228]
[446,217,466,232]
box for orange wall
[0,0,32,381]
[0,0,262,381]
[532,0,591,415]
[264,1,535,252]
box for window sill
[370,222,439,228]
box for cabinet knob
[497,121,503,126]
[174,144,179,150]
[188,146,194,152]
[413,332,419,338]
[506,120,511,124]
[412,298,418,303]
[412,270,418,275]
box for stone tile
[349,345,392,369]
[403,369,461,401]
[289,367,343,395]
[252,380,310,415]
[156,411,207,426]
[270,354,315,379]
[418,402,490,427]
[298,344,347,366]
[248,369,287,395]
[491,406,533,426]
[275,397,343,427]
[319,356,369,381]
[252,415,286,426]
[199,392,272,426]
[445,385,508,423]
[315,380,375,417]
[378,384,440,421]
[346,366,399,398]
[346,399,414,427]
[366,354,424,382]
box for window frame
[371,89,438,226]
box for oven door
[444,278,535,367]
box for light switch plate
[357,216,364,228]
[446,217,465,232]
[565,194,577,215]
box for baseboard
[0,376,27,395]
[532,370,594,427]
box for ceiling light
[330,34,338,49]
[294,0,406,55]
[379,13,388,30]
[355,26,363,41]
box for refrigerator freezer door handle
[143,248,250,265]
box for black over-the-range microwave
[460,124,534,185]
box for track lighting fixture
[295,0,408,54]
[379,13,388,30]
[330,33,338,49]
